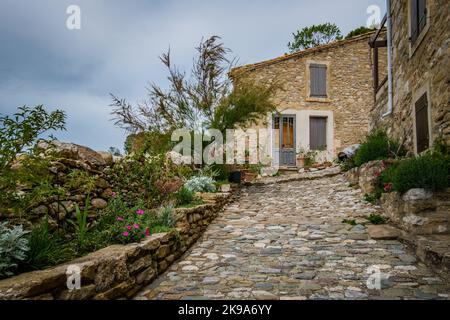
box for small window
[310,117,327,150]
[410,0,427,44]
[310,64,327,98]
[415,92,429,153]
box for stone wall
[380,188,450,236]
[0,192,234,300]
[371,0,450,152]
[0,141,118,229]
[231,33,381,157]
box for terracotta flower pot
[296,157,306,168]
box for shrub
[24,220,75,270]
[156,205,177,229]
[386,153,448,193]
[354,130,405,167]
[366,214,388,225]
[0,106,66,216]
[184,176,216,193]
[342,219,357,226]
[0,222,29,278]
[176,187,194,206]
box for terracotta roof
[231,30,379,75]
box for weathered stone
[156,245,171,259]
[97,151,114,166]
[403,189,434,202]
[91,198,108,209]
[367,225,401,240]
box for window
[310,117,327,150]
[415,92,429,153]
[309,64,327,98]
[410,0,427,44]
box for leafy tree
[345,26,376,39]
[288,23,343,53]
[110,36,276,135]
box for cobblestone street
[137,175,450,300]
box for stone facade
[371,0,450,153]
[0,192,233,300]
[231,32,380,162]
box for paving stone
[136,174,450,300]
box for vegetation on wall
[287,23,343,53]
[345,26,376,39]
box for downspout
[383,0,393,117]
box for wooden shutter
[310,64,327,97]
[418,0,427,35]
[310,117,327,150]
[410,0,418,43]
[415,93,429,153]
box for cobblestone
[137,175,450,300]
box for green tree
[288,23,343,53]
[345,26,376,39]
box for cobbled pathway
[138,174,450,300]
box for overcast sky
[0,0,385,152]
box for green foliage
[176,186,195,206]
[339,158,356,172]
[364,193,379,204]
[366,214,388,225]
[71,195,91,244]
[210,81,277,132]
[0,106,66,216]
[345,26,376,39]
[23,219,75,270]
[288,23,343,52]
[125,131,173,155]
[0,106,66,171]
[156,205,177,229]
[342,219,357,226]
[354,130,406,167]
[0,222,29,278]
[184,176,216,193]
[210,164,231,182]
[386,153,449,193]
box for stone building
[230,32,378,167]
[370,0,450,154]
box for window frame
[412,84,432,155]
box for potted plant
[296,147,307,168]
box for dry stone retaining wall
[0,192,234,300]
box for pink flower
[145,228,150,237]
[136,209,145,215]
[111,192,117,198]
[116,217,124,221]
[374,171,381,178]
[384,183,393,192]
[126,225,132,231]
[133,224,140,229]
[122,232,129,237]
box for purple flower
[116,216,124,222]
[126,225,132,231]
[133,224,140,229]
[122,232,129,237]
[136,209,145,215]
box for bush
[184,176,216,193]
[354,130,405,167]
[176,187,194,206]
[0,222,29,278]
[385,153,449,193]
[156,205,177,229]
[24,220,75,270]
[366,214,388,225]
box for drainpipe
[383,0,393,117]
